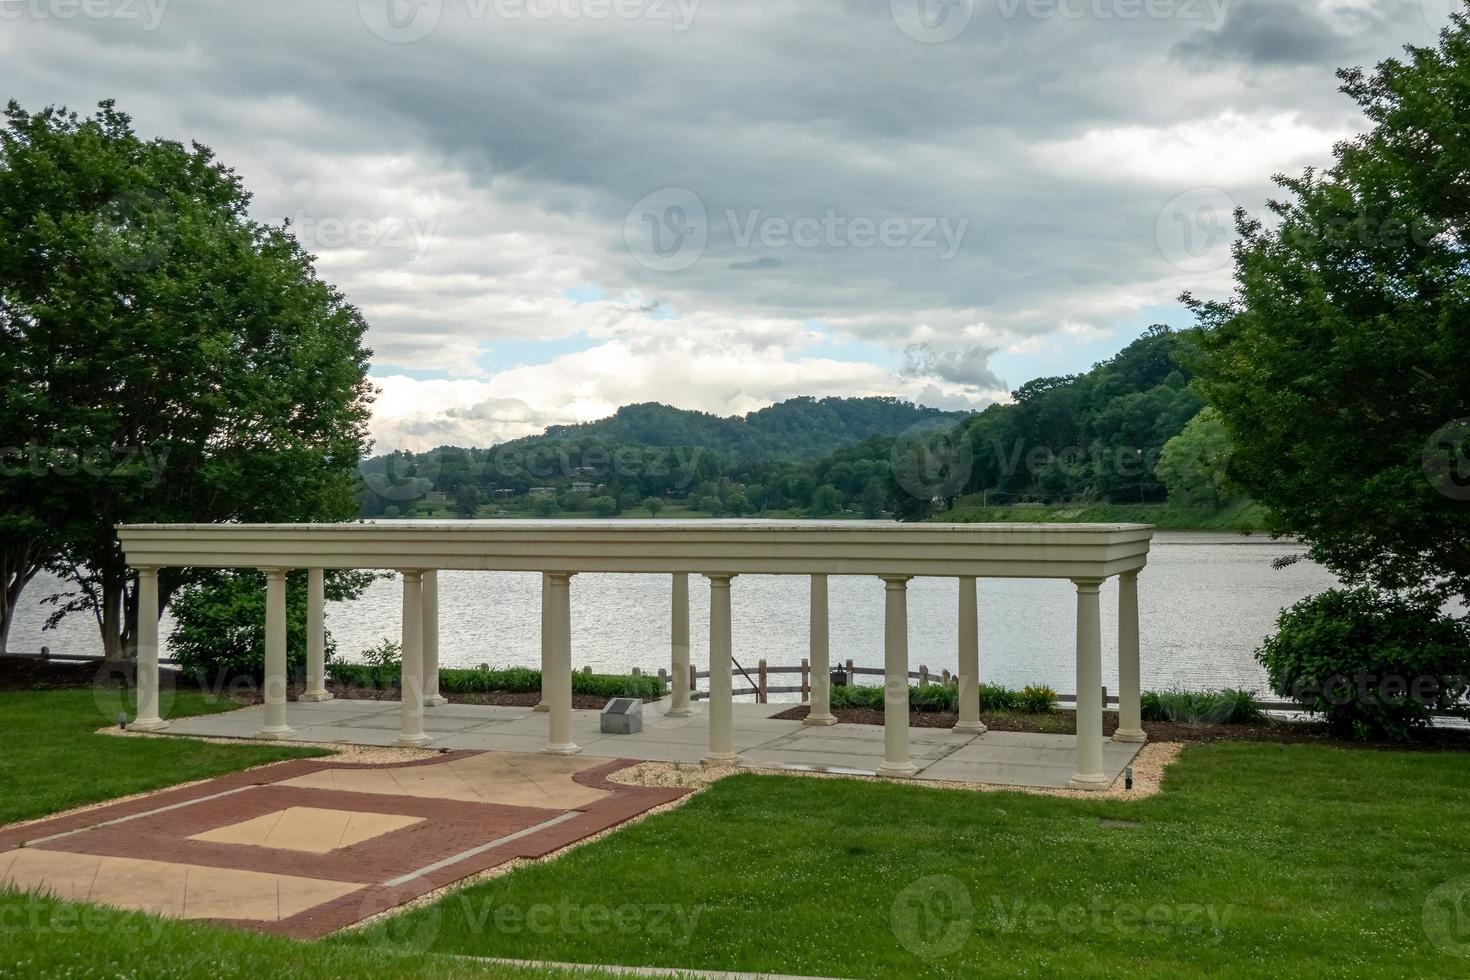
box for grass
[337,742,1470,978]
[0,890,618,979]
[0,687,327,825]
[942,499,1268,532]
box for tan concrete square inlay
[0,848,361,922]
[278,752,613,809]
[188,806,425,853]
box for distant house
[528,487,557,497]
[491,488,516,498]
[570,482,595,494]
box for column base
[877,761,919,779]
[126,718,169,733]
[423,695,449,707]
[1068,772,1111,791]
[1111,729,1147,744]
[396,732,432,747]
[802,713,838,727]
[702,752,743,767]
[256,725,295,739]
[299,691,335,703]
[543,742,582,756]
[533,702,550,713]
[665,707,695,719]
[952,721,987,735]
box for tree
[589,495,619,517]
[531,495,561,518]
[860,478,887,519]
[1156,408,1233,510]
[809,484,843,517]
[644,496,664,517]
[1190,21,1470,605]
[0,101,373,659]
[451,483,480,519]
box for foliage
[0,100,373,659]
[1155,407,1234,510]
[325,663,666,700]
[451,483,480,518]
[1139,688,1266,725]
[808,484,843,516]
[359,638,402,668]
[1189,21,1470,605]
[168,570,375,682]
[644,496,665,517]
[828,682,1057,714]
[1256,588,1470,740]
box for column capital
[546,570,576,585]
[398,568,425,583]
[132,564,161,576]
[1119,567,1142,581]
[704,573,736,586]
[880,575,912,588]
[261,567,290,581]
[1071,577,1104,592]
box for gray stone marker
[600,698,644,735]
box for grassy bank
[940,499,1268,532]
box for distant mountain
[507,396,967,462]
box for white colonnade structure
[116,520,1151,790]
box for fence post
[919,665,929,687]
[690,663,698,692]
[632,667,641,677]
[845,659,854,686]
[40,646,49,660]
[757,659,768,704]
[941,668,951,685]
[801,658,810,703]
[1102,685,1108,707]
[658,667,668,693]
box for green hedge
[1139,689,1265,725]
[326,664,666,700]
[829,682,1059,714]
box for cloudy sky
[3,0,1450,450]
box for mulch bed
[0,656,136,691]
[768,704,1470,750]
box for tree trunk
[101,562,126,661]
[0,541,48,655]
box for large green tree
[1190,19,1470,604]
[0,101,374,658]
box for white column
[422,569,447,707]
[126,566,168,732]
[1070,578,1108,789]
[702,574,740,765]
[1113,570,1146,743]
[877,576,918,778]
[535,572,550,712]
[544,572,580,755]
[804,574,836,726]
[397,570,430,746]
[953,575,985,735]
[668,572,693,717]
[257,568,293,738]
[300,568,333,702]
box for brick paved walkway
[0,751,687,938]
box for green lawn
[337,742,1470,978]
[0,687,326,825]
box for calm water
[10,532,1338,697]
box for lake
[8,531,1339,697]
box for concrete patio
[159,698,1144,789]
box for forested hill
[524,396,963,461]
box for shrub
[170,570,323,682]
[324,663,665,700]
[1256,588,1470,740]
[1140,689,1265,725]
[1018,685,1058,713]
[828,682,1055,715]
